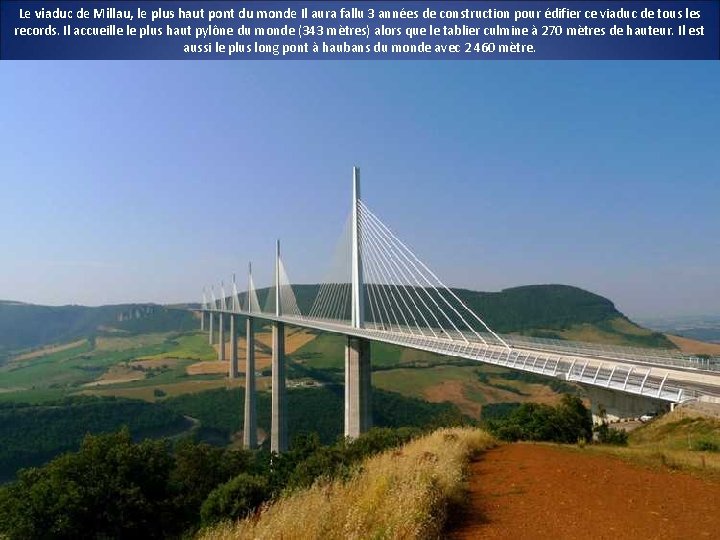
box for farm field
[666,333,720,355]
[0,331,217,404]
[373,365,567,418]
[0,322,576,421]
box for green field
[373,365,478,398]
[0,332,216,404]
[291,332,453,371]
[140,331,216,361]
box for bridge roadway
[206,307,720,404]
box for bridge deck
[203,308,720,403]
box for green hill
[248,283,620,329]
[1,284,672,357]
[250,284,671,349]
[0,302,196,357]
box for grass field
[0,341,96,399]
[629,406,720,451]
[81,378,241,402]
[666,334,720,355]
[94,332,173,352]
[0,332,215,404]
[583,406,720,476]
[139,332,216,361]
[292,333,452,371]
[11,339,88,362]
[84,364,146,386]
[552,317,671,348]
[373,365,565,418]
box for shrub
[0,430,177,539]
[486,394,592,444]
[694,439,719,452]
[594,423,629,445]
[200,474,269,526]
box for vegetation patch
[81,379,233,403]
[10,339,88,362]
[201,427,495,540]
[484,394,593,444]
[629,408,720,451]
[0,425,465,538]
[139,332,216,362]
[575,407,720,475]
[164,386,469,446]
[0,396,189,482]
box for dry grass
[208,328,317,374]
[80,379,241,402]
[83,364,146,386]
[94,333,171,351]
[201,428,495,540]
[131,358,184,370]
[285,328,318,353]
[666,334,720,355]
[187,360,229,375]
[582,406,720,476]
[579,444,720,478]
[11,339,86,362]
[556,322,638,345]
[423,380,484,418]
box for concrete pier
[229,315,238,379]
[218,313,225,361]
[585,385,671,424]
[200,311,205,331]
[208,312,214,345]
[345,167,371,439]
[243,317,257,449]
[271,321,287,453]
[345,336,372,438]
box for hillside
[1,285,671,359]
[0,283,677,484]
[0,396,190,482]
[254,283,621,329]
[0,301,197,357]
[249,283,672,348]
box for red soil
[448,443,720,539]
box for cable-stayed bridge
[199,168,720,453]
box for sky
[0,61,718,319]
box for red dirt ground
[447,443,720,539]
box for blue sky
[0,61,718,318]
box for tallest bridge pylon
[346,166,372,438]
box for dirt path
[447,443,720,539]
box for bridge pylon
[271,240,287,453]
[346,166,372,439]
[200,289,206,331]
[244,262,258,449]
[229,314,238,379]
[229,275,239,379]
[208,310,214,345]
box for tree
[169,438,251,530]
[487,394,592,444]
[200,474,270,526]
[0,429,176,539]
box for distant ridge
[240,283,672,349]
[0,284,672,355]
[0,303,196,354]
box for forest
[0,386,467,483]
